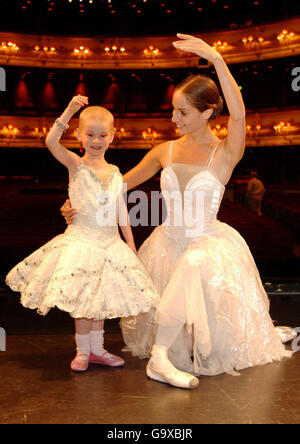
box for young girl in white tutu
[6,96,159,372]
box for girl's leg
[89,320,125,367]
[71,318,93,372]
[90,320,105,356]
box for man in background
[246,171,266,216]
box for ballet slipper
[89,352,125,367]
[146,364,199,389]
[146,345,199,390]
[71,354,90,372]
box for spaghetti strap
[206,142,220,170]
[167,141,174,167]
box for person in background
[246,171,266,216]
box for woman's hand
[67,95,89,115]
[173,34,222,64]
[60,199,77,225]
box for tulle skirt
[6,224,159,320]
[121,221,292,376]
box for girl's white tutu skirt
[6,225,159,320]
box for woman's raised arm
[173,34,246,163]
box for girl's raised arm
[46,95,88,170]
[173,34,246,163]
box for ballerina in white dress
[121,35,294,388]
[61,36,295,387]
[6,96,159,372]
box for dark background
[0,0,299,37]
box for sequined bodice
[160,141,225,242]
[67,163,122,242]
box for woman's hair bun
[210,96,223,121]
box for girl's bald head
[79,106,114,130]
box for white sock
[75,333,90,357]
[90,330,106,356]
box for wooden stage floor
[0,333,299,425]
[0,289,300,425]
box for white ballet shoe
[146,345,199,390]
[146,365,199,389]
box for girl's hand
[173,33,222,64]
[60,199,77,225]
[67,95,89,115]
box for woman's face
[171,89,211,135]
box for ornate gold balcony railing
[0,109,299,149]
[0,18,299,70]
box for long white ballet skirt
[6,162,159,320]
[121,142,292,376]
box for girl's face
[171,89,212,135]
[78,118,114,157]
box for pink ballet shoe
[71,354,90,372]
[89,352,125,367]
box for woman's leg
[147,322,199,389]
[146,256,201,389]
[155,324,183,349]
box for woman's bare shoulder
[150,140,171,168]
[152,138,185,166]
[151,140,172,154]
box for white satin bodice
[160,141,225,243]
[67,162,122,245]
